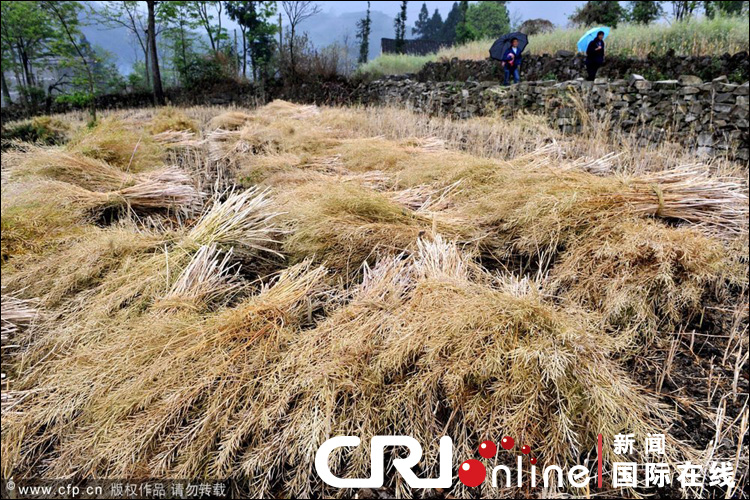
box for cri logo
[314,435,535,489]
[315,436,453,488]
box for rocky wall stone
[353,75,749,161]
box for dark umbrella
[489,32,528,61]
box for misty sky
[311,1,586,27]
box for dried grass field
[1,102,748,498]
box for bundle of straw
[1,289,37,415]
[71,166,203,213]
[1,290,37,345]
[152,130,202,148]
[206,124,281,163]
[159,244,241,310]
[18,152,135,192]
[188,187,283,257]
[390,179,463,213]
[620,165,749,235]
[402,136,447,152]
[208,111,254,131]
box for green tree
[394,0,408,53]
[440,2,461,43]
[455,0,476,43]
[0,1,57,104]
[702,0,745,17]
[95,1,151,89]
[159,1,200,85]
[188,1,228,53]
[146,0,165,104]
[628,1,664,23]
[669,1,699,20]
[714,1,746,15]
[465,1,510,39]
[412,2,430,38]
[225,1,277,81]
[425,9,444,40]
[518,18,555,35]
[569,0,626,27]
[356,1,372,64]
[43,1,97,122]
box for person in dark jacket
[585,31,605,81]
[502,37,522,85]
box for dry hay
[68,117,164,171]
[550,218,747,343]
[207,116,337,164]
[149,107,199,134]
[152,130,201,148]
[2,102,747,498]
[1,260,330,480]
[1,225,170,307]
[0,238,679,498]
[9,149,203,216]
[277,181,451,274]
[66,166,203,215]
[1,179,89,261]
[186,187,283,258]
[617,165,749,235]
[14,150,135,191]
[1,289,38,415]
[157,244,242,311]
[208,110,255,131]
[263,99,320,119]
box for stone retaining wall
[416,51,749,84]
[3,72,748,162]
[355,74,750,161]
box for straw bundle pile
[68,166,203,214]
[2,102,746,498]
[16,151,134,191]
[618,165,749,235]
[68,117,164,172]
[149,107,199,134]
[187,187,283,257]
[14,151,202,214]
[158,244,241,311]
[1,290,37,415]
[1,237,675,496]
[278,181,442,272]
[152,130,201,148]
[208,110,255,131]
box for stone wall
[417,51,749,84]
[3,67,748,162]
[355,75,750,161]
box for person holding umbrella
[502,38,522,85]
[577,27,610,81]
[585,31,606,80]
[489,32,528,86]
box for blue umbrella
[576,26,610,53]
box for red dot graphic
[478,440,497,458]
[530,457,538,465]
[521,445,531,455]
[458,459,486,487]
[501,436,515,450]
